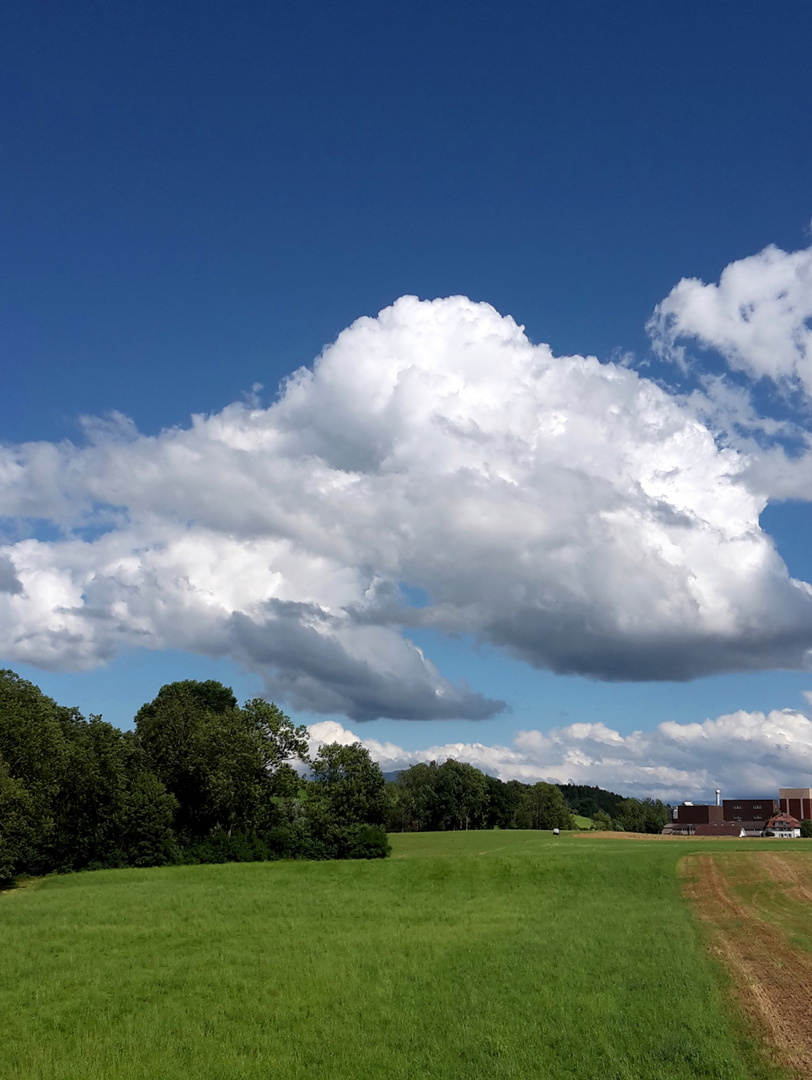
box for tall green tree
[134,681,238,834]
[119,768,179,867]
[135,681,308,839]
[242,699,309,771]
[0,754,39,885]
[614,797,669,834]
[433,759,490,830]
[517,782,574,830]
[483,775,525,829]
[49,715,131,871]
[0,672,182,875]
[0,670,75,873]
[389,762,441,831]
[308,742,389,826]
[306,742,391,859]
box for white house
[764,813,801,839]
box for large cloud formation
[3,289,812,718]
[309,705,812,802]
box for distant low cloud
[3,288,812,717]
[309,706,812,802]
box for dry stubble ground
[682,850,812,1079]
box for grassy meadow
[571,814,593,830]
[0,831,788,1080]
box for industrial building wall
[673,804,724,825]
[779,788,812,821]
[722,799,779,823]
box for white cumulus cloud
[649,242,812,396]
[3,292,812,718]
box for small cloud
[648,243,812,398]
[242,383,264,408]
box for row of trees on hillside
[0,671,389,885]
[386,761,575,831]
[384,762,669,834]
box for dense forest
[0,669,669,885]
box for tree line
[0,670,390,885]
[1,668,670,886]
[385,761,669,834]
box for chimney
[715,789,721,807]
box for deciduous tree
[308,742,388,826]
[614,797,669,834]
[517,782,573,830]
[134,682,308,839]
[433,759,490,830]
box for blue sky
[4,1,812,799]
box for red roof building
[694,823,745,837]
[765,813,801,838]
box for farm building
[694,823,746,838]
[664,789,809,837]
[733,821,773,837]
[764,814,802,839]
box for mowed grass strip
[1,832,784,1080]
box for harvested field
[576,830,683,840]
[576,830,743,841]
[682,851,812,1078]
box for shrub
[339,824,391,860]
[181,830,270,865]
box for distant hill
[384,770,624,821]
[557,784,626,818]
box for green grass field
[0,832,788,1080]
[571,815,593,830]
